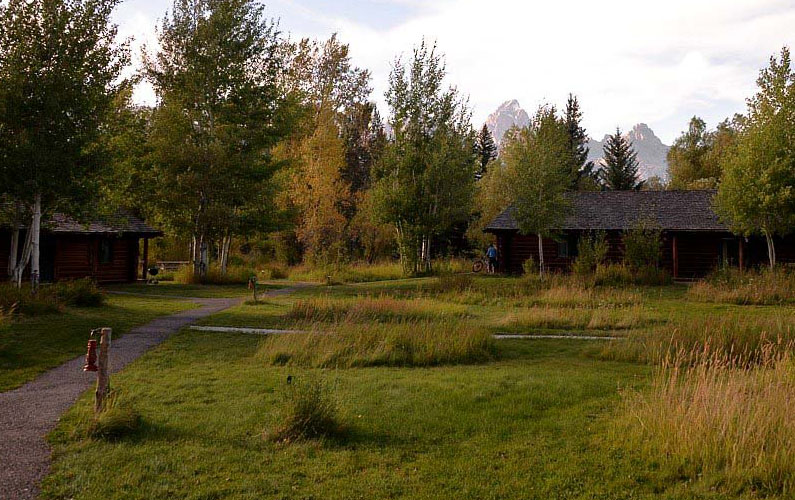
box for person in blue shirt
[486,243,498,274]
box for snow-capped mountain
[485,99,529,147]
[484,100,670,180]
[587,124,670,181]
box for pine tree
[474,123,497,179]
[564,94,596,189]
[599,128,644,190]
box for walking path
[0,285,306,500]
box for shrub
[268,376,345,442]
[593,264,634,287]
[618,346,795,496]
[88,392,141,439]
[258,319,496,368]
[572,231,608,277]
[56,279,105,307]
[689,267,795,305]
[623,220,662,271]
[0,284,61,315]
[522,256,536,276]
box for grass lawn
[104,282,276,298]
[40,277,795,498]
[0,295,196,391]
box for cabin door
[721,238,740,268]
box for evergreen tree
[341,102,386,194]
[599,128,644,190]
[564,94,597,189]
[473,124,497,179]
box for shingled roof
[485,190,728,233]
[1,208,161,237]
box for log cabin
[485,190,795,279]
[0,212,161,284]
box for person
[486,243,498,274]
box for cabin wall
[0,231,140,283]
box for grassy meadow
[37,269,795,499]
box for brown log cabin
[0,212,161,284]
[485,190,795,279]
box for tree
[0,0,130,287]
[503,106,572,277]
[715,47,795,269]
[341,102,386,196]
[599,128,644,190]
[564,94,597,190]
[143,0,292,278]
[372,41,477,275]
[667,116,738,189]
[474,124,498,179]
[467,158,512,249]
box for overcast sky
[115,0,795,143]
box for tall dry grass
[602,312,795,364]
[257,318,496,368]
[621,343,795,495]
[689,267,795,305]
[497,304,652,332]
[286,295,470,324]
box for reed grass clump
[258,319,496,368]
[688,267,795,305]
[497,304,651,332]
[286,295,469,324]
[619,343,795,495]
[268,376,345,443]
[87,392,141,440]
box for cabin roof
[485,190,728,233]
[1,206,162,237]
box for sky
[115,0,795,144]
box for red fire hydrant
[83,339,98,372]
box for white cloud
[122,0,795,143]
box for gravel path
[0,285,307,500]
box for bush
[572,231,608,277]
[258,319,496,368]
[522,256,536,276]
[623,221,662,271]
[618,346,795,496]
[268,376,345,442]
[88,392,141,439]
[689,267,795,305]
[593,264,634,287]
[56,279,105,307]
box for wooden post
[672,235,679,279]
[141,238,149,281]
[95,327,111,413]
[738,238,744,272]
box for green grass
[0,295,196,391]
[43,333,663,500]
[40,276,795,498]
[104,282,271,298]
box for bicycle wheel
[472,261,484,273]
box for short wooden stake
[95,327,111,413]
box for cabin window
[557,240,570,258]
[99,239,113,264]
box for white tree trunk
[199,239,209,278]
[537,233,545,278]
[220,235,231,274]
[30,193,41,290]
[12,227,33,287]
[764,229,776,270]
[7,229,18,278]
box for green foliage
[598,128,644,190]
[56,279,105,308]
[571,231,608,276]
[467,158,512,248]
[667,116,739,189]
[0,279,104,315]
[474,123,498,179]
[593,264,635,287]
[623,221,662,271]
[371,41,476,275]
[143,0,294,277]
[715,47,795,269]
[174,264,254,286]
[268,376,346,442]
[503,105,572,275]
[564,94,597,190]
[522,256,537,276]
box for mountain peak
[485,100,529,146]
[588,123,670,180]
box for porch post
[672,234,679,279]
[141,238,149,281]
[738,237,744,272]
